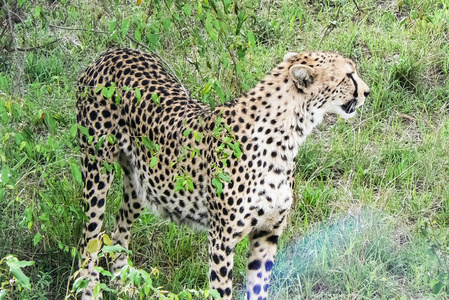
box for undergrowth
[0,0,448,298]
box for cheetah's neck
[222,66,325,171]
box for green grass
[0,0,449,298]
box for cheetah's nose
[363,91,370,97]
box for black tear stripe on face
[347,73,358,98]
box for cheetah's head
[284,51,370,119]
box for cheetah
[76,48,369,299]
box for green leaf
[205,14,218,41]
[106,134,117,144]
[236,11,247,35]
[214,81,226,103]
[174,176,186,192]
[98,282,115,292]
[102,86,115,99]
[222,0,231,14]
[221,53,229,68]
[93,282,102,298]
[94,266,112,277]
[78,125,90,137]
[183,128,192,137]
[120,265,129,282]
[151,93,160,105]
[5,256,34,290]
[109,19,117,34]
[70,124,78,139]
[141,136,154,150]
[103,234,112,246]
[222,136,231,144]
[103,161,113,173]
[86,239,101,254]
[194,131,203,143]
[95,135,106,152]
[43,111,57,131]
[102,245,132,254]
[150,156,158,169]
[115,93,121,106]
[186,178,194,191]
[431,279,444,294]
[121,19,130,37]
[33,6,41,19]
[213,116,223,137]
[147,33,159,48]
[94,85,103,94]
[0,188,5,201]
[178,290,189,298]
[183,3,191,15]
[72,277,89,291]
[217,172,231,182]
[33,232,42,246]
[101,87,109,98]
[71,247,78,258]
[113,162,122,178]
[70,162,83,185]
[209,288,222,299]
[202,82,212,95]
[212,177,223,197]
[135,29,141,42]
[438,273,449,281]
[163,18,172,31]
[135,87,142,105]
[237,45,246,61]
[229,141,242,159]
[248,30,256,48]
[39,212,49,222]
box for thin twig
[226,46,241,94]
[97,0,190,100]
[2,0,25,96]
[3,0,18,50]
[8,8,26,24]
[152,52,190,99]
[352,0,363,13]
[4,39,61,52]
[49,24,108,34]
[128,34,190,100]
[0,25,7,40]
[124,33,192,155]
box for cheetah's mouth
[341,99,358,114]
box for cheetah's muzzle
[341,98,358,114]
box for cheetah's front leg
[208,226,237,300]
[245,226,285,300]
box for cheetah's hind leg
[110,152,144,274]
[79,150,116,300]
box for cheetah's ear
[289,64,315,89]
[283,52,298,62]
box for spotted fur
[76,48,369,299]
